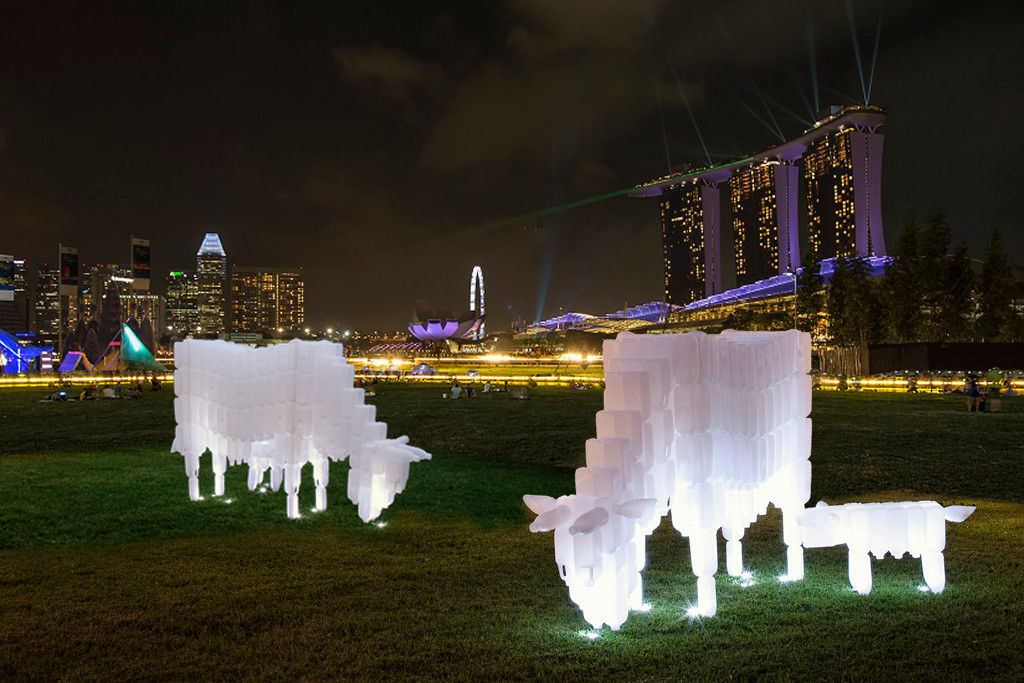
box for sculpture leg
[849,550,872,595]
[723,526,744,577]
[921,551,946,593]
[284,464,302,519]
[184,452,201,501]
[313,458,328,512]
[247,465,261,491]
[690,529,718,617]
[212,451,226,497]
[781,506,805,580]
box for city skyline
[1,1,1022,329]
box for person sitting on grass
[450,383,462,400]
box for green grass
[1,385,1023,680]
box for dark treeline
[723,210,1024,346]
[824,211,1024,346]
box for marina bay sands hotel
[633,105,888,306]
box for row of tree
[796,211,1024,346]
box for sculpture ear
[523,494,558,515]
[569,507,610,536]
[529,505,571,533]
[944,505,976,523]
[615,498,656,519]
[815,500,829,508]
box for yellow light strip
[0,373,174,388]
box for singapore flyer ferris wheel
[469,266,485,340]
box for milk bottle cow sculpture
[171,339,430,522]
[525,330,975,630]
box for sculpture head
[524,493,655,629]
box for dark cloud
[334,44,449,113]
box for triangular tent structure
[57,351,93,372]
[93,325,167,373]
[94,341,122,372]
[118,324,167,371]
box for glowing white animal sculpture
[526,330,813,627]
[171,338,430,521]
[799,500,976,594]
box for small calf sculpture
[799,500,976,594]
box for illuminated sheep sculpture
[525,330,974,631]
[171,339,430,522]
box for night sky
[2,0,1021,331]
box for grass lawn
[1,384,1022,680]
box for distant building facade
[196,233,227,335]
[730,161,800,286]
[0,257,30,333]
[81,263,133,319]
[34,265,60,341]
[230,266,305,333]
[803,126,886,260]
[660,181,723,306]
[166,270,198,336]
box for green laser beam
[439,156,754,242]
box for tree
[880,214,924,343]
[827,256,881,348]
[935,243,976,342]
[920,210,951,261]
[794,249,825,335]
[97,283,123,349]
[918,210,954,340]
[140,317,156,354]
[977,230,1022,341]
[83,328,103,364]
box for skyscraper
[804,125,886,259]
[34,265,60,341]
[660,181,723,305]
[196,233,227,335]
[730,161,800,286]
[166,270,198,336]
[230,266,305,333]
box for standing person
[965,379,982,413]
